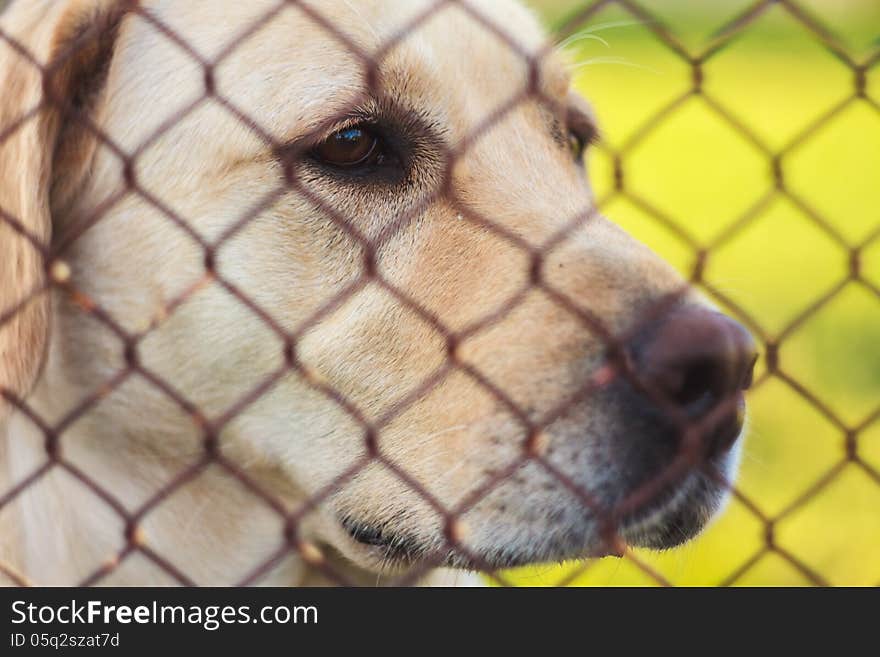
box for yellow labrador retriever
[0,0,756,585]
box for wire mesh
[0,0,878,586]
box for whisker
[386,424,472,462]
[569,57,661,75]
[557,33,611,50]
[556,19,652,49]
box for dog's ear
[0,0,131,414]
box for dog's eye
[313,125,380,168]
[566,101,598,165]
[569,130,587,163]
[567,125,597,163]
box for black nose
[635,306,757,451]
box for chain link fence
[0,0,878,586]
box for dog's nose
[635,306,757,452]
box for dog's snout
[636,306,757,426]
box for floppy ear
[0,0,131,414]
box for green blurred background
[508,0,880,586]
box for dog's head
[0,0,756,575]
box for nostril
[636,306,757,414]
[740,353,758,392]
[671,358,724,408]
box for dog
[0,0,757,586]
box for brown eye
[569,131,586,162]
[566,98,598,164]
[313,125,379,167]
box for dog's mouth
[340,516,431,565]
[339,519,622,570]
[337,402,745,571]
[338,463,735,571]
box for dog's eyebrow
[535,56,600,144]
[567,91,599,144]
[539,56,572,100]
[540,90,599,151]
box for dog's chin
[618,456,738,551]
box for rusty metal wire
[0,0,877,587]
